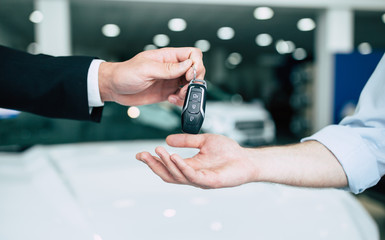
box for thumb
[154,59,192,79]
[166,134,206,149]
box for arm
[302,53,385,194]
[137,53,385,192]
[0,46,204,121]
[0,45,95,121]
[136,134,347,189]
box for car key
[181,66,207,134]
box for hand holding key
[98,47,205,107]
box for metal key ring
[190,79,207,88]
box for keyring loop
[190,79,207,88]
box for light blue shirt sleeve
[302,53,385,194]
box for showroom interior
[1,0,385,239]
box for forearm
[247,141,348,188]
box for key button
[187,101,200,114]
[187,113,200,125]
[190,90,202,101]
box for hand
[136,134,348,190]
[136,134,258,189]
[98,47,205,106]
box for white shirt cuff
[87,59,105,107]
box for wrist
[98,62,116,102]
[240,147,265,184]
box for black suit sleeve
[0,45,103,122]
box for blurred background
[1,0,385,239]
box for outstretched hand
[99,47,205,106]
[136,133,348,190]
[136,134,258,189]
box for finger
[167,85,188,106]
[185,63,205,81]
[149,47,204,81]
[189,49,205,80]
[170,154,211,188]
[196,64,206,80]
[155,146,189,184]
[166,134,206,149]
[185,67,194,81]
[150,59,192,80]
[151,47,198,62]
[136,151,177,184]
[167,47,203,81]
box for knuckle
[165,62,174,76]
[193,47,202,55]
[165,62,173,72]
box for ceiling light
[153,34,170,47]
[292,48,307,60]
[358,42,372,55]
[286,41,296,52]
[29,10,44,23]
[217,27,235,40]
[195,39,211,52]
[227,52,242,66]
[253,7,274,20]
[102,24,120,37]
[382,13,385,24]
[255,33,272,46]
[297,18,316,31]
[144,44,157,51]
[127,107,140,119]
[276,40,295,54]
[168,18,187,32]
[276,40,289,54]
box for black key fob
[181,79,207,134]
